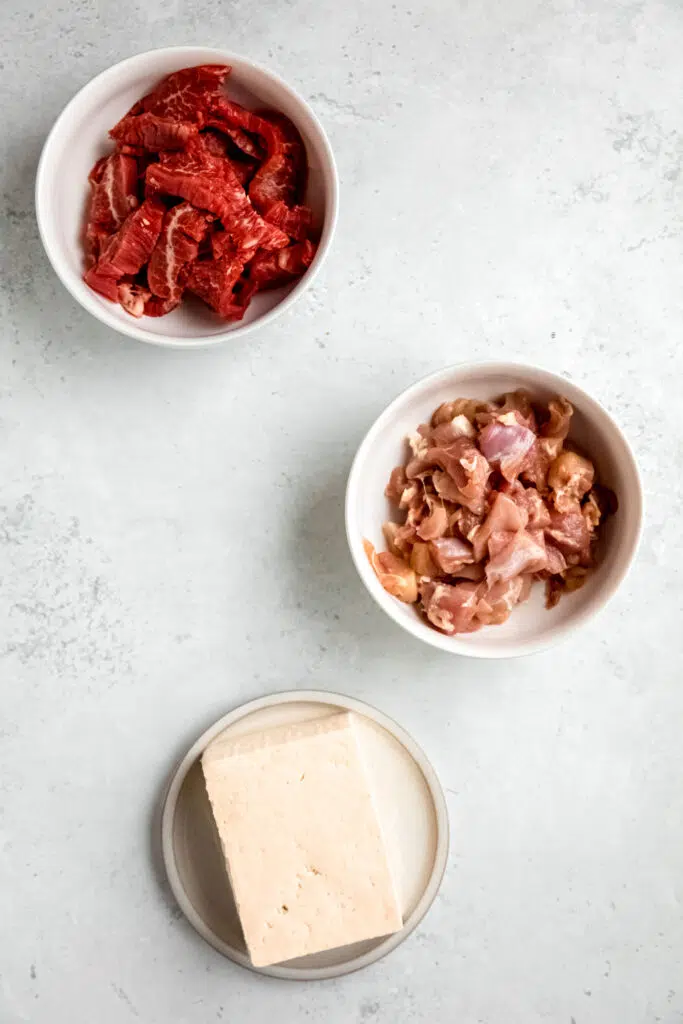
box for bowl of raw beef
[345,363,643,658]
[35,47,338,347]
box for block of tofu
[201,711,403,967]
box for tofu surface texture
[201,711,403,967]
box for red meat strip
[138,64,231,124]
[209,99,305,213]
[146,150,288,252]
[147,202,212,299]
[207,96,275,143]
[210,229,234,260]
[246,239,316,290]
[110,113,198,151]
[249,109,306,211]
[198,129,231,157]
[83,266,119,300]
[204,117,265,161]
[197,132,257,187]
[145,294,182,317]
[93,197,166,279]
[84,222,113,268]
[262,199,313,241]
[87,151,138,234]
[186,252,249,318]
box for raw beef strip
[83,265,120,300]
[87,152,138,233]
[146,151,289,252]
[210,228,234,260]
[249,111,306,213]
[144,294,182,317]
[93,197,166,279]
[138,64,231,125]
[203,115,265,160]
[207,96,275,142]
[209,100,305,212]
[247,239,316,289]
[197,132,257,187]
[186,252,249,318]
[262,199,313,241]
[110,113,198,151]
[147,202,212,299]
[84,222,113,268]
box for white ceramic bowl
[161,691,449,980]
[346,362,643,658]
[36,47,338,348]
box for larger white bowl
[346,362,643,658]
[36,47,338,348]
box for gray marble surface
[1,1,682,1021]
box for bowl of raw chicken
[345,363,643,658]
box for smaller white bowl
[161,690,448,981]
[36,47,338,348]
[345,362,643,659]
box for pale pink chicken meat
[478,412,536,482]
[365,389,616,632]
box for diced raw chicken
[428,537,475,574]
[479,412,537,482]
[364,540,418,603]
[420,580,482,634]
[548,450,595,512]
[472,492,528,562]
[485,530,547,585]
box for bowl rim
[345,360,644,659]
[35,45,339,349]
[160,689,450,981]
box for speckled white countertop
[1,1,682,1021]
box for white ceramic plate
[161,691,448,980]
[36,47,338,347]
[346,362,643,658]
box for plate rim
[160,688,449,981]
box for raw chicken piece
[420,581,482,634]
[479,412,537,482]
[428,537,475,574]
[472,492,528,562]
[477,576,531,626]
[364,540,418,603]
[485,530,547,585]
[416,498,449,541]
[548,450,595,512]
